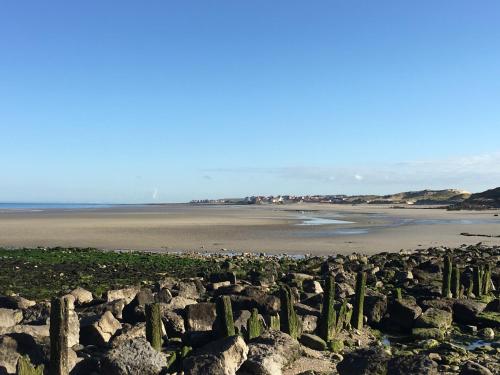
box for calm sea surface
[0,203,115,210]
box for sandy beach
[0,203,499,255]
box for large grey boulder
[415,308,452,330]
[239,331,301,375]
[160,308,185,337]
[183,335,248,375]
[110,323,146,348]
[453,300,487,325]
[387,354,438,375]
[0,309,23,328]
[459,361,493,375]
[0,296,36,310]
[105,287,140,305]
[364,294,388,324]
[101,338,168,375]
[80,311,122,346]
[337,347,390,375]
[388,299,422,332]
[70,287,93,305]
[185,303,217,332]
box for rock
[298,314,318,334]
[164,296,197,311]
[183,335,248,375]
[110,323,146,348]
[294,303,321,318]
[364,294,388,324]
[459,361,493,375]
[388,354,438,374]
[299,334,327,351]
[21,302,51,325]
[122,288,154,323]
[0,296,36,310]
[70,287,93,305]
[229,294,280,315]
[337,347,390,375]
[177,280,205,300]
[185,302,217,332]
[0,334,45,374]
[302,280,323,294]
[156,288,172,303]
[476,311,500,328]
[479,327,494,340]
[105,286,140,304]
[485,298,499,312]
[387,299,422,332]
[412,328,445,340]
[240,331,301,375]
[415,308,452,330]
[80,311,122,346]
[101,338,168,375]
[453,300,487,325]
[0,325,50,343]
[0,309,23,328]
[210,281,232,291]
[79,299,126,320]
[233,310,252,336]
[328,339,344,353]
[160,308,185,337]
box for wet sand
[0,204,499,255]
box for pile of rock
[0,243,498,374]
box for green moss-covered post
[247,308,263,340]
[145,303,163,351]
[473,266,483,298]
[451,265,460,298]
[318,276,336,342]
[394,287,402,301]
[351,271,366,330]
[216,295,235,337]
[49,297,69,375]
[335,299,348,334]
[17,356,44,375]
[269,313,280,330]
[279,285,299,339]
[442,254,452,298]
[482,264,491,295]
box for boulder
[387,299,422,332]
[387,354,438,374]
[364,294,388,324]
[302,280,323,294]
[79,299,126,320]
[233,310,252,336]
[337,347,390,375]
[239,331,301,375]
[70,287,93,305]
[122,289,154,323]
[110,323,146,348]
[183,335,248,375]
[185,303,217,332]
[105,287,140,304]
[0,296,36,310]
[412,328,445,340]
[0,309,23,328]
[177,280,205,300]
[164,296,197,311]
[160,309,185,337]
[20,302,51,325]
[299,334,327,351]
[156,288,172,303]
[229,294,280,315]
[298,314,318,334]
[0,325,49,342]
[453,300,487,325]
[415,308,452,330]
[101,338,168,375]
[459,361,493,375]
[0,334,45,374]
[80,311,122,346]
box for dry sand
[0,203,499,255]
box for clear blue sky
[1,1,499,203]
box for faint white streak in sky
[152,188,158,200]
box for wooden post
[216,295,235,337]
[145,303,163,351]
[49,297,69,375]
[351,272,366,330]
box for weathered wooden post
[247,308,262,340]
[145,303,163,351]
[351,271,366,330]
[442,254,452,298]
[318,276,336,342]
[451,265,460,298]
[49,297,69,375]
[394,287,402,301]
[481,264,491,295]
[279,285,299,339]
[216,295,235,337]
[473,265,483,298]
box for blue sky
[1,1,499,203]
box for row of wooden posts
[441,254,492,299]
[17,272,368,375]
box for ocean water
[0,203,115,211]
